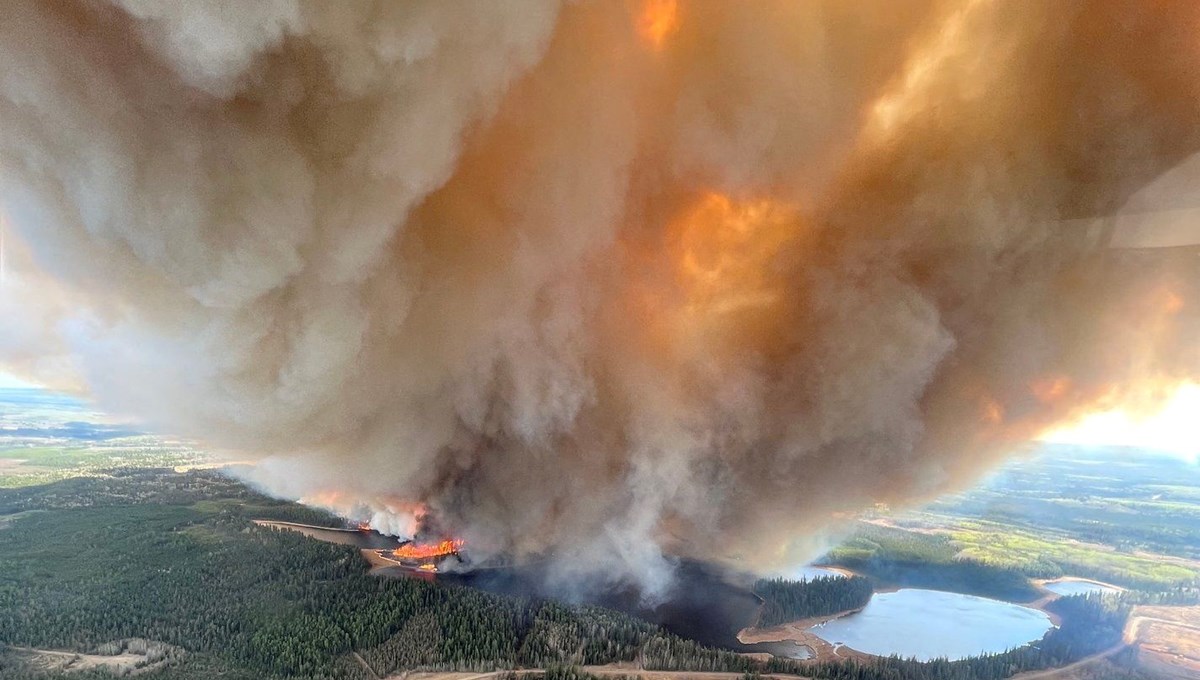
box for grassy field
[855,444,1200,590]
[0,440,209,488]
[948,522,1198,588]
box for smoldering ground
[0,0,1197,595]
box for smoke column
[0,0,1198,593]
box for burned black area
[390,558,768,652]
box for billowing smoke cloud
[1,0,1198,595]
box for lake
[270,522,1045,663]
[256,521,405,550]
[1042,578,1120,596]
[811,589,1053,661]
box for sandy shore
[362,548,415,572]
[737,607,873,664]
[1034,576,1126,592]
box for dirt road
[385,665,815,680]
[1007,643,1126,680]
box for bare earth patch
[737,611,871,664]
[15,649,163,675]
[1126,605,1200,679]
[387,666,813,680]
[10,639,182,676]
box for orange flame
[392,538,464,561]
[637,0,679,50]
[671,192,797,318]
[619,191,800,364]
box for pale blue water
[811,589,1052,661]
[1042,579,1119,596]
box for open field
[1125,605,1200,678]
[855,445,1200,591]
[8,639,181,676]
[13,648,154,675]
[0,441,211,488]
[0,387,211,488]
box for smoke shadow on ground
[384,559,776,652]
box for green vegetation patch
[753,576,873,627]
[823,524,1040,602]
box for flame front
[392,538,465,561]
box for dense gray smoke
[1,0,1198,594]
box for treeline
[0,467,344,529]
[822,524,1039,601]
[1123,585,1200,606]
[0,470,784,679]
[0,470,1138,680]
[753,576,873,627]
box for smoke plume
[1,0,1198,594]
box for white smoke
[0,0,1197,595]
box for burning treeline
[0,1,1198,593]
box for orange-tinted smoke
[637,0,679,50]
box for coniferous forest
[0,469,1142,679]
[753,576,873,627]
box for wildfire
[301,489,346,508]
[356,522,371,532]
[392,538,465,561]
[620,191,800,365]
[670,192,797,318]
[637,0,679,50]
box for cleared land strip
[1007,643,1126,680]
[389,666,814,680]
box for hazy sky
[0,371,37,388]
[1040,383,1200,463]
[1,366,1193,462]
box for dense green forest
[1,471,617,677]
[821,524,1040,601]
[0,470,767,679]
[753,576,873,627]
[0,469,1142,680]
